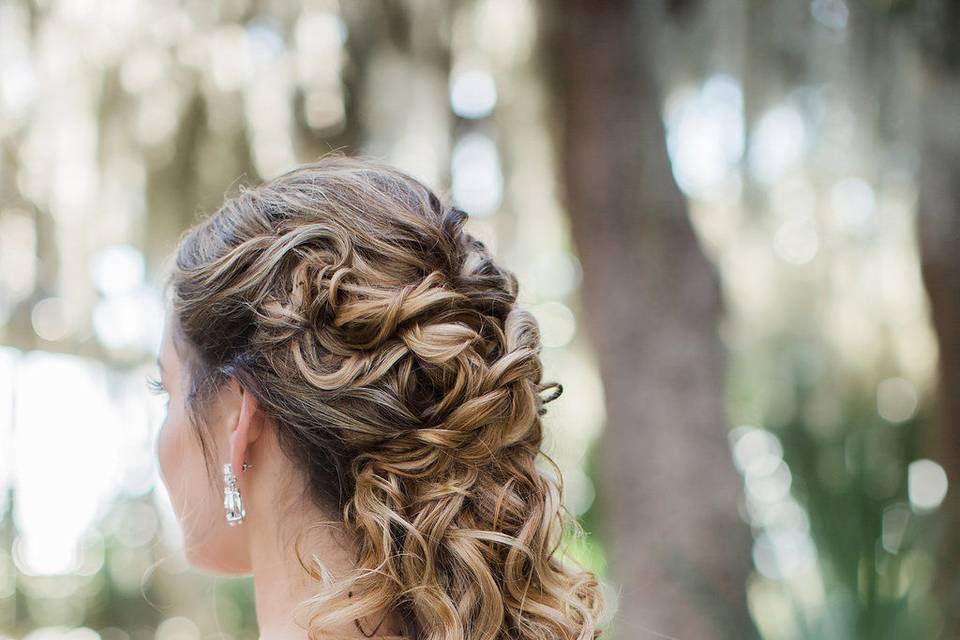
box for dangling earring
[223,463,246,526]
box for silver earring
[223,463,246,526]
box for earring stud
[223,463,246,526]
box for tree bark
[544,1,755,638]
[916,4,960,631]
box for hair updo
[164,152,607,640]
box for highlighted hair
[166,153,607,640]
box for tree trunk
[916,5,960,630]
[544,1,755,638]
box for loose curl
[164,152,607,640]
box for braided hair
[165,152,606,640]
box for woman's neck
[246,490,406,639]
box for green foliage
[731,338,945,640]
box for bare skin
[153,305,405,640]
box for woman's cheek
[156,415,175,486]
[156,407,192,513]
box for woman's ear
[229,379,264,475]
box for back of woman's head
[165,152,606,640]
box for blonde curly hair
[165,152,607,640]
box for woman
[148,153,607,640]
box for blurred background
[1,0,958,639]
